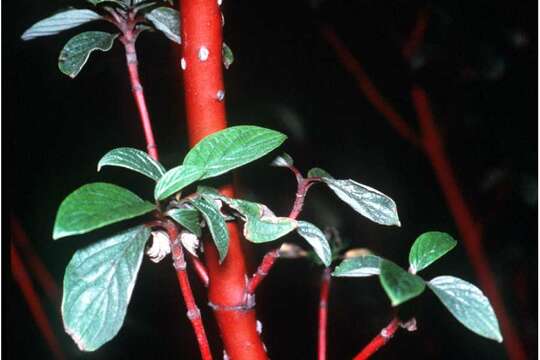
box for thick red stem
[164,221,213,360]
[11,243,65,360]
[123,37,159,160]
[318,268,331,360]
[353,318,400,360]
[11,215,59,304]
[178,1,267,358]
[411,86,526,360]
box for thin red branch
[11,215,59,304]
[318,268,331,360]
[401,8,430,61]
[11,243,65,360]
[188,253,210,287]
[411,86,527,360]
[121,31,159,160]
[179,0,268,358]
[247,176,315,294]
[353,317,400,360]
[321,25,420,147]
[164,221,213,360]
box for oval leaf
[62,225,151,351]
[190,197,229,262]
[409,232,457,273]
[98,147,166,181]
[296,221,332,267]
[183,126,287,180]
[314,168,400,226]
[271,153,294,168]
[380,259,425,306]
[22,9,103,41]
[53,183,155,239]
[154,165,205,200]
[428,276,502,342]
[332,255,381,277]
[145,7,181,44]
[58,31,118,78]
[166,208,201,237]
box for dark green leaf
[166,208,201,237]
[222,42,234,69]
[58,31,118,78]
[190,197,229,262]
[428,276,502,342]
[379,259,425,306]
[271,153,294,167]
[313,168,400,226]
[98,147,166,181]
[145,7,181,44]
[183,126,287,180]
[296,221,332,267]
[154,165,205,200]
[53,183,155,239]
[62,225,151,351]
[22,9,103,41]
[218,197,297,243]
[332,255,381,277]
[409,232,457,273]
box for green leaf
[98,147,166,181]
[154,165,205,200]
[87,0,127,6]
[332,255,381,277]
[58,31,118,78]
[409,232,457,273]
[62,225,151,351]
[296,221,332,267]
[53,183,155,239]
[190,197,229,262]
[221,198,297,243]
[222,42,234,69]
[379,259,425,306]
[145,7,181,44]
[183,126,287,180]
[271,153,294,167]
[428,276,502,342]
[166,208,201,237]
[312,168,400,227]
[22,9,103,41]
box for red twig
[318,268,331,360]
[120,28,159,160]
[247,172,315,294]
[353,317,400,360]
[11,215,59,304]
[411,86,527,360]
[179,0,267,358]
[321,25,420,147]
[188,253,210,287]
[11,243,65,360]
[401,8,430,61]
[164,221,213,360]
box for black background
[4,0,537,359]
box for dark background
[4,0,537,359]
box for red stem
[164,221,213,360]
[122,33,159,160]
[353,318,400,360]
[411,86,526,360]
[11,243,65,360]
[318,268,331,360]
[401,8,430,61]
[247,176,314,294]
[178,1,268,358]
[189,253,210,287]
[11,214,59,304]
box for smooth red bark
[11,244,65,360]
[353,318,399,360]
[178,1,267,358]
[318,268,331,360]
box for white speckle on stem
[216,90,225,101]
[221,12,225,26]
[256,320,263,334]
[223,350,230,360]
[198,46,209,62]
[180,57,187,70]
[217,0,223,5]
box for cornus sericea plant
[23,0,503,359]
